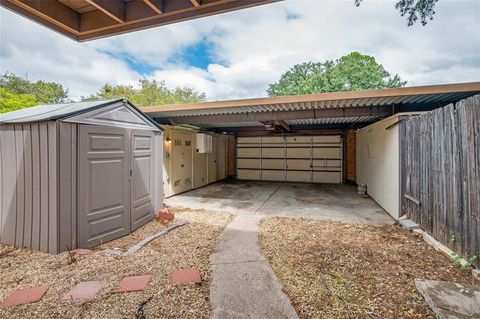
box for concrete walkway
[210,214,299,319]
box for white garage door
[237,135,342,184]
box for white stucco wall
[356,115,401,219]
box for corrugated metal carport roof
[142,82,480,130]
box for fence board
[402,95,480,267]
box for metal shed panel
[0,122,59,252]
[58,122,78,251]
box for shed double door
[78,125,155,248]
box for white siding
[356,115,401,219]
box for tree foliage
[267,52,407,96]
[0,87,38,114]
[0,72,68,104]
[83,79,207,107]
[355,0,438,26]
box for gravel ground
[260,217,478,319]
[0,209,232,319]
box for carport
[144,82,480,221]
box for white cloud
[1,0,479,101]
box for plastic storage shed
[0,99,163,253]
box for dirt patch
[260,218,477,319]
[0,210,232,319]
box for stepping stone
[415,279,480,318]
[70,248,93,255]
[117,275,152,293]
[0,285,50,309]
[172,268,201,284]
[63,281,104,301]
[399,219,420,230]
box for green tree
[267,52,406,96]
[355,0,438,26]
[0,72,68,104]
[0,87,38,114]
[83,79,206,107]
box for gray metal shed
[0,99,163,253]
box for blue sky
[0,0,479,101]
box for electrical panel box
[197,133,212,153]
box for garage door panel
[79,125,130,248]
[238,147,260,158]
[312,159,342,169]
[286,171,311,182]
[237,135,342,184]
[262,136,284,144]
[237,169,260,180]
[262,159,284,169]
[287,148,310,159]
[312,136,341,143]
[287,159,311,170]
[262,170,285,181]
[238,158,260,169]
[313,147,341,158]
[286,136,311,143]
[238,137,261,144]
[262,147,285,158]
[313,171,342,183]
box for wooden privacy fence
[402,94,480,267]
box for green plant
[450,252,479,270]
[467,255,478,266]
[450,234,456,242]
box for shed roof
[0,99,162,130]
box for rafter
[85,0,125,23]
[0,0,279,41]
[276,120,290,131]
[143,0,163,14]
[7,0,80,34]
[190,0,201,7]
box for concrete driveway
[166,180,395,318]
[166,180,394,225]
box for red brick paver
[156,211,174,221]
[0,285,49,309]
[63,281,104,301]
[117,275,152,293]
[171,268,201,284]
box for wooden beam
[190,0,201,7]
[78,0,278,40]
[6,0,80,34]
[159,106,391,125]
[143,0,163,14]
[85,0,125,23]
[276,120,290,131]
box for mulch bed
[260,217,478,319]
[0,209,232,319]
